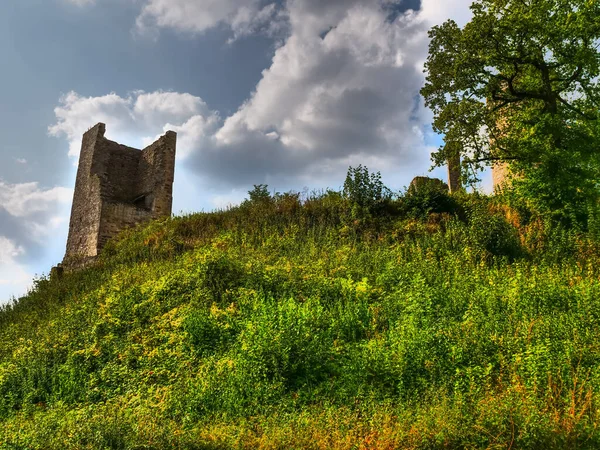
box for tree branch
[557,95,597,120]
[473,156,523,163]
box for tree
[247,184,271,203]
[421,0,600,226]
[343,165,392,210]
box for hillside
[2,187,600,449]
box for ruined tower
[492,161,510,191]
[64,123,176,264]
[489,82,515,191]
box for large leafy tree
[421,0,600,226]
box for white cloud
[206,1,433,186]
[134,91,212,125]
[0,181,72,219]
[0,180,72,302]
[227,3,287,42]
[15,158,27,165]
[0,179,72,261]
[0,236,32,302]
[0,237,24,265]
[135,0,283,39]
[419,0,474,27]
[49,91,134,157]
[49,90,221,160]
[132,0,474,42]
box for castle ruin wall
[64,123,176,264]
[137,131,177,217]
[97,202,153,251]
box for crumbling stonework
[409,176,448,194]
[64,123,176,264]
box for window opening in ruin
[133,194,148,209]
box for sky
[0,0,479,303]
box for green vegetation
[2,173,600,449]
[421,0,600,227]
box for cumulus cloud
[135,0,285,40]
[0,180,72,247]
[0,237,25,266]
[0,181,72,302]
[201,0,434,187]
[133,0,473,41]
[49,90,221,160]
[52,0,443,191]
[0,237,31,297]
[0,181,72,219]
[49,92,134,157]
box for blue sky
[0,0,480,302]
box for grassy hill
[2,186,600,449]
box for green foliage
[467,202,523,260]
[2,190,600,448]
[343,165,392,217]
[246,184,271,203]
[402,179,459,219]
[421,0,600,226]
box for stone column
[447,155,461,193]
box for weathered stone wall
[65,124,106,259]
[97,202,153,251]
[103,142,140,203]
[137,131,177,218]
[64,123,176,264]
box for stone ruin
[412,155,508,194]
[408,175,449,194]
[492,161,510,190]
[62,123,176,268]
[409,156,461,195]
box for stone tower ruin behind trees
[63,123,176,265]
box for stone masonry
[492,161,510,191]
[63,123,176,264]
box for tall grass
[1,190,600,449]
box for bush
[246,184,271,203]
[468,204,523,260]
[402,179,460,219]
[343,165,393,217]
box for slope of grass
[1,191,600,449]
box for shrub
[246,184,271,203]
[343,165,393,217]
[402,179,460,219]
[468,204,523,260]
